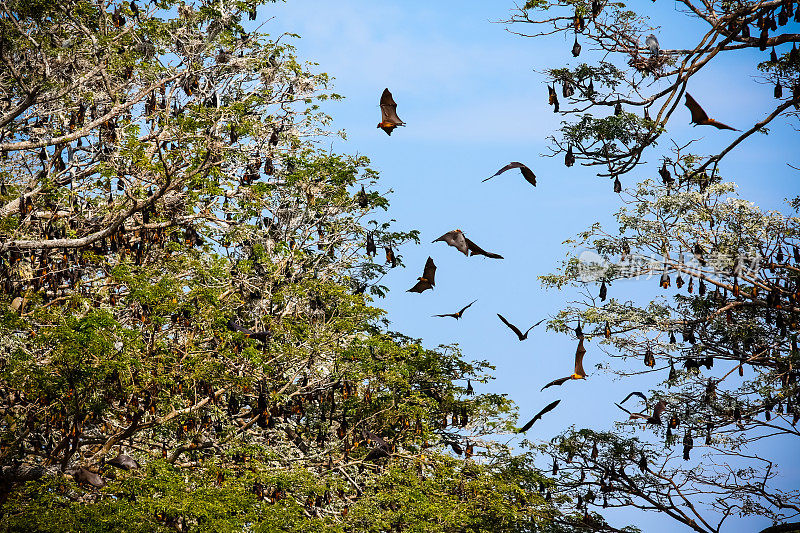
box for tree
[505,1,800,532]
[0,1,552,530]
[506,0,800,186]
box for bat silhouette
[540,337,587,390]
[106,454,140,470]
[517,399,562,433]
[684,93,739,130]
[433,229,468,255]
[619,391,648,405]
[572,34,581,57]
[565,145,575,167]
[377,88,405,135]
[615,399,666,424]
[366,231,377,256]
[497,314,545,341]
[483,162,537,187]
[357,185,368,208]
[227,319,270,343]
[434,299,477,320]
[407,257,436,293]
[465,238,503,259]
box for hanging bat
[497,314,545,341]
[377,88,405,135]
[572,34,581,57]
[357,185,368,208]
[599,279,607,301]
[465,238,503,259]
[548,85,559,113]
[565,145,575,167]
[433,229,468,255]
[483,162,537,187]
[106,454,140,470]
[619,391,648,405]
[540,337,587,390]
[434,299,477,320]
[407,257,436,293]
[684,93,739,130]
[227,319,270,343]
[517,399,561,433]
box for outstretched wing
[433,312,458,318]
[497,313,524,340]
[407,279,432,293]
[541,376,571,391]
[380,88,404,125]
[620,391,648,405]
[684,93,709,125]
[517,399,561,432]
[652,400,667,419]
[523,318,546,337]
[458,299,478,315]
[465,238,503,259]
[433,230,468,255]
[422,257,436,286]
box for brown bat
[517,399,561,432]
[615,399,666,425]
[434,299,477,320]
[227,319,270,343]
[540,337,587,390]
[377,88,405,135]
[407,257,436,293]
[548,85,560,112]
[684,93,739,130]
[106,454,140,470]
[497,314,545,341]
[483,162,537,187]
[433,229,468,255]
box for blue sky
[259,2,799,531]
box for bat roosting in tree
[227,319,270,343]
[407,257,436,293]
[377,88,405,135]
[483,162,537,187]
[434,300,477,320]
[517,399,561,432]
[684,93,739,130]
[540,337,587,390]
[497,314,545,341]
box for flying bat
[407,257,436,293]
[615,399,666,424]
[434,299,477,320]
[465,238,503,259]
[517,399,562,433]
[433,229,468,255]
[483,162,537,187]
[228,319,270,343]
[540,337,587,390]
[106,454,140,470]
[377,88,405,135]
[497,314,545,341]
[684,93,739,130]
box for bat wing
[497,313,524,340]
[433,230,468,255]
[707,119,739,131]
[465,237,503,259]
[433,312,458,318]
[458,299,478,315]
[652,400,667,419]
[574,337,587,378]
[422,256,436,286]
[540,376,571,391]
[523,318,547,337]
[684,93,709,125]
[620,391,648,405]
[517,399,561,432]
[380,88,404,125]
